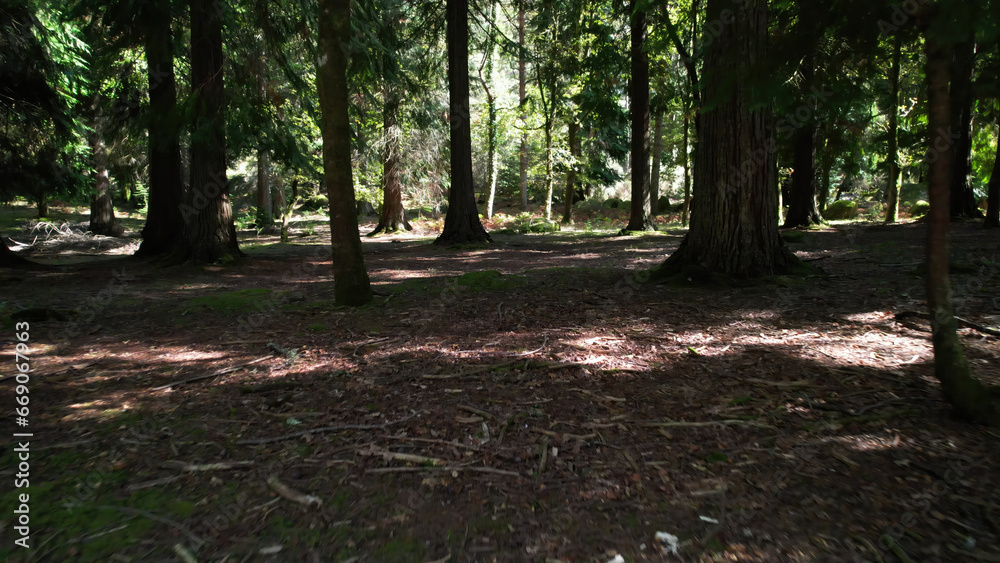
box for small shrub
[604,197,623,209]
[908,200,930,217]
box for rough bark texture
[985,118,1000,229]
[654,0,792,280]
[317,0,373,305]
[561,122,580,224]
[624,2,655,233]
[681,111,690,226]
[948,37,983,219]
[885,34,902,223]
[369,93,411,236]
[176,0,241,263]
[518,0,528,211]
[924,29,998,426]
[88,103,121,236]
[784,119,822,227]
[136,0,183,257]
[436,0,489,245]
[650,112,664,215]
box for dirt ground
[1,214,999,562]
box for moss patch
[189,288,289,314]
[455,270,525,292]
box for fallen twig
[161,460,255,472]
[381,435,480,451]
[236,423,387,445]
[151,356,270,391]
[365,465,520,477]
[637,419,775,429]
[267,476,322,507]
[531,428,596,441]
[458,404,495,420]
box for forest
[1,0,999,560]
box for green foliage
[908,200,931,217]
[190,288,285,314]
[455,270,525,292]
[825,199,858,220]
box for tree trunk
[650,111,665,215]
[369,91,411,235]
[317,0,373,305]
[885,34,902,223]
[88,102,121,236]
[924,27,998,425]
[624,1,655,233]
[37,196,48,218]
[986,119,1000,229]
[784,118,822,227]
[561,121,580,224]
[543,120,553,221]
[136,0,183,257]
[681,110,690,226]
[949,36,983,219]
[256,147,273,229]
[653,0,793,280]
[518,0,528,211]
[436,0,490,245]
[175,0,241,263]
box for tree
[922,8,998,425]
[622,0,655,233]
[884,33,903,223]
[86,100,120,236]
[173,0,241,262]
[368,91,412,235]
[518,0,528,211]
[561,121,579,224]
[477,0,499,221]
[436,0,490,245]
[948,16,984,219]
[135,0,184,256]
[316,0,373,305]
[652,0,795,280]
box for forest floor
[1,206,999,562]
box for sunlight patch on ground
[832,433,903,452]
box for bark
[924,27,998,425]
[477,0,498,221]
[986,119,1000,229]
[368,92,411,236]
[88,102,121,236]
[623,1,655,233]
[650,111,664,215]
[36,196,47,218]
[543,120,553,221]
[653,0,793,280]
[175,0,241,263]
[436,0,490,245]
[885,34,902,223]
[256,147,273,229]
[561,121,580,224]
[948,36,983,219]
[518,0,528,211]
[317,0,373,305]
[136,0,183,257]
[784,118,822,227]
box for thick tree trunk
[624,1,655,233]
[518,0,528,211]
[654,0,793,280]
[436,0,490,245]
[986,121,1000,229]
[137,0,183,257]
[885,34,902,223]
[949,37,983,219]
[256,147,273,229]
[561,121,579,224]
[88,104,121,236]
[36,196,47,219]
[784,119,822,227]
[924,28,998,425]
[317,0,373,305]
[176,0,241,263]
[650,111,664,215]
[369,92,411,236]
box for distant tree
[948,7,984,219]
[622,0,655,233]
[518,0,528,211]
[135,0,184,256]
[316,0,373,305]
[653,0,795,280]
[884,33,903,223]
[987,119,1000,228]
[923,5,999,426]
[436,0,490,245]
[173,0,241,262]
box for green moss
[781,230,806,243]
[190,288,284,314]
[455,270,524,291]
[307,322,327,332]
[908,200,931,217]
[825,199,858,220]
